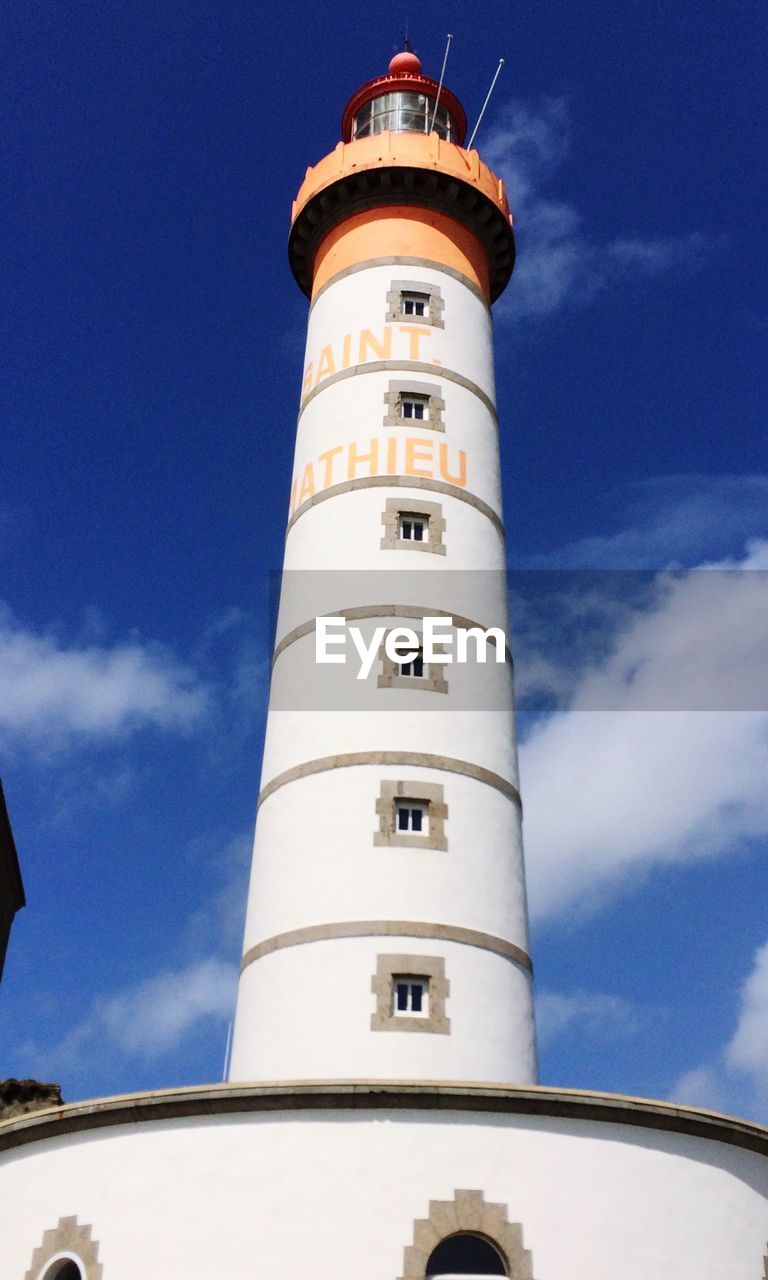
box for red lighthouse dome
[341,49,467,144]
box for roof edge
[0,1080,766,1158]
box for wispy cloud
[22,957,237,1076]
[182,830,251,955]
[0,603,207,751]
[725,940,768,1093]
[483,99,711,323]
[526,475,768,570]
[96,958,237,1057]
[536,989,641,1049]
[670,939,768,1121]
[520,540,768,922]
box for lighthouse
[3,48,768,1280]
[229,49,538,1085]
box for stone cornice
[1,1081,767,1159]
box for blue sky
[1,1,767,1117]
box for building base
[3,1081,767,1278]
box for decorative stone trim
[285,474,504,541]
[374,780,448,851]
[383,380,445,431]
[371,954,450,1034]
[7,1082,768,1159]
[310,257,491,311]
[240,921,532,975]
[399,1189,535,1280]
[380,497,446,554]
[258,751,521,810]
[377,628,448,694]
[385,279,445,327]
[25,1216,103,1280]
[298,360,498,422]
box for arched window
[427,1233,508,1276]
[400,1190,533,1280]
[26,1216,101,1280]
[42,1260,84,1280]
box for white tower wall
[230,249,536,1082]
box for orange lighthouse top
[289,50,515,303]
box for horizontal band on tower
[258,751,521,809]
[240,920,532,975]
[298,360,498,422]
[286,475,505,539]
[272,605,513,667]
[309,256,491,312]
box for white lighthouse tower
[229,48,537,1086]
[3,48,768,1280]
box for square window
[386,282,444,329]
[374,781,448,851]
[396,802,426,833]
[394,976,429,1016]
[401,293,428,318]
[399,649,425,678]
[377,631,448,695]
[371,954,450,1033]
[399,514,427,542]
[399,394,427,420]
[381,498,446,557]
[383,380,444,432]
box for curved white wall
[2,1098,767,1280]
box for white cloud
[483,99,710,323]
[521,540,768,922]
[0,604,207,750]
[24,957,237,1075]
[97,958,237,1056]
[669,1066,729,1113]
[182,830,251,954]
[527,475,768,570]
[725,940,768,1087]
[536,989,641,1049]
[670,940,768,1121]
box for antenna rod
[428,33,453,134]
[222,1020,233,1081]
[467,58,505,150]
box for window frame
[371,953,450,1034]
[399,649,425,678]
[399,393,429,421]
[39,1257,86,1280]
[400,291,429,318]
[386,279,445,328]
[393,975,430,1017]
[396,800,427,833]
[352,93,455,142]
[374,779,448,850]
[380,498,446,556]
[377,628,449,694]
[399,513,428,542]
[383,380,445,431]
[25,1217,102,1280]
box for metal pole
[428,33,453,134]
[467,58,505,150]
[222,1020,233,1081]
